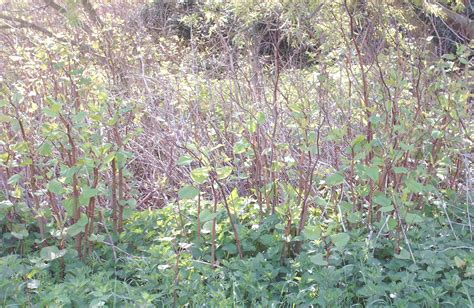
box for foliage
[0,0,472,306]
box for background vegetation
[0,0,473,306]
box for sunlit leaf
[40,246,65,261]
[177,155,194,166]
[216,166,232,180]
[302,225,321,240]
[191,167,209,184]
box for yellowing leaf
[216,166,232,180]
[177,155,194,166]
[191,167,210,184]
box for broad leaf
[177,155,194,166]
[40,246,65,261]
[199,209,218,222]
[178,185,199,200]
[302,225,321,240]
[67,214,89,237]
[310,253,328,266]
[331,233,350,250]
[47,179,64,194]
[191,167,210,184]
[216,166,232,180]
[326,173,344,186]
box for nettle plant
[0,38,138,263]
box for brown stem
[86,166,99,255]
[215,178,243,259]
[280,204,293,264]
[210,183,218,268]
[197,193,201,241]
[117,166,124,232]
[111,158,118,231]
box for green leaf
[258,234,274,246]
[394,249,411,260]
[373,192,391,207]
[431,130,442,139]
[11,229,28,240]
[104,153,115,164]
[7,174,22,185]
[248,119,257,134]
[223,244,237,253]
[347,212,361,223]
[0,114,11,123]
[0,200,13,210]
[380,205,393,213]
[216,166,232,180]
[366,166,379,182]
[122,207,134,220]
[47,179,64,194]
[79,186,99,205]
[67,214,88,237]
[38,142,53,156]
[43,98,62,117]
[405,213,423,224]
[393,167,408,174]
[233,139,249,154]
[351,134,366,146]
[177,155,194,166]
[201,220,213,234]
[302,225,321,240]
[40,246,65,261]
[63,166,78,180]
[310,253,328,266]
[43,107,59,117]
[388,217,397,230]
[256,112,265,124]
[178,185,199,200]
[199,209,218,223]
[191,167,209,184]
[326,173,344,186]
[406,178,424,193]
[331,233,350,250]
[67,223,84,237]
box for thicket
[0,0,473,306]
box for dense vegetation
[0,0,473,306]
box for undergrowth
[0,0,473,306]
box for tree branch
[424,0,474,39]
[0,13,65,41]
